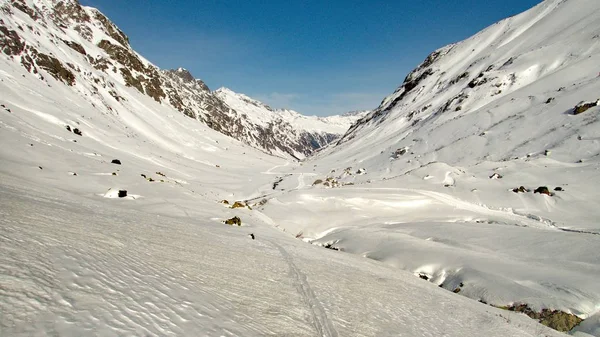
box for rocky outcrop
[504,304,583,332]
[573,99,599,115]
[0,24,25,55]
[224,216,242,226]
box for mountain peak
[172,68,196,82]
[215,87,275,112]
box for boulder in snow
[489,173,502,179]
[534,186,552,196]
[224,216,242,226]
[573,99,599,115]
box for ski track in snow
[262,161,290,175]
[270,241,339,337]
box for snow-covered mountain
[214,87,367,159]
[0,0,359,160]
[262,0,600,334]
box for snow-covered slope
[214,87,367,159]
[0,0,358,160]
[253,0,600,334]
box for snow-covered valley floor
[0,74,573,335]
[0,164,569,337]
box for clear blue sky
[80,0,542,116]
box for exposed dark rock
[546,97,555,104]
[53,1,91,25]
[31,49,76,85]
[573,99,599,115]
[468,76,488,88]
[117,190,127,198]
[111,159,121,165]
[505,304,583,332]
[322,242,340,251]
[224,216,242,226]
[249,233,255,240]
[312,179,323,185]
[272,177,283,190]
[90,56,110,72]
[92,10,129,47]
[119,68,143,94]
[554,187,563,191]
[98,39,144,72]
[419,273,429,280]
[73,24,93,40]
[231,201,247,209]
[449,71,469,86]
[534,186,552,196]
[512,186,530,193]
[393,148,407,158]
[66,125,71,132]
[72,128,82,136]
[489,173,502,179]
[63,39,86,55]
[0,26,26,55]
[11,0,39,20]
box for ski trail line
[263,161,290,175]
[270,242,338,337]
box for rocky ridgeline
[0,0,348,158]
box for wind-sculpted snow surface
[0,162,563,336]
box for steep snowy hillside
[255,0,600,334]
[0,0,354,159]
[215,88,367,159]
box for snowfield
[1,0,600,335]
[0,69,562,336]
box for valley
[1,0,600,336]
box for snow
[214,87,367,135]
[0,0,599,335]
[255,0,600,333]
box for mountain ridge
[0,0,361,159]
